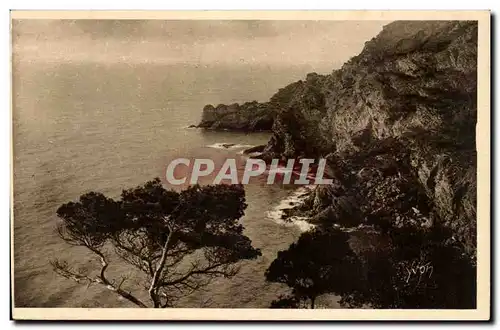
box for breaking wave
[266,185,316,233]
[206,142,255,150]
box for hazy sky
[12,20,389,70]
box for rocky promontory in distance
[196,101,275,131]
[195,71,324,132]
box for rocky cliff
[267,20,478,257]
[194,20,478,308]
[197,20,477,258]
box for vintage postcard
[10,10,490,321]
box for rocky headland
[196,101,275,131]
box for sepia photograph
[10,10,490,321]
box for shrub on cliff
[343,224,476,309]
[266,222,476,309]
[265,228,362,309]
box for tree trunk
[310,296,316,309]
[149,226,174,308]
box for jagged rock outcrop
[197,101,275,131]
[196,73,325,132]
[266,20,477,256]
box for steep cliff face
[197,101,275,131]
[265,21,478,255]
[265,21,476,155]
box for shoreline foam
[266,185,316,233]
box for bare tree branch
[51,257,148,308]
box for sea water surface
[13,61,341,308]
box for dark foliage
[52,178,261,308]
[269,294,302,308]
[343,224,476,309]
[265,228,362,308]
[266,223,476,309]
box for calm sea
[12,61,339,308]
